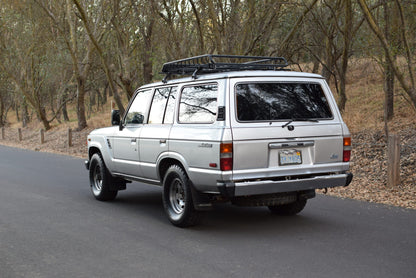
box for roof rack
[161,54,288,83]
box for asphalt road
[0,145,415,278]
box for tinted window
[179,84,218,123]
[236,83,332,122]
[124,89,153,124]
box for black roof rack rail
[161,54,288,83]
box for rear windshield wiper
[282,118,319,128]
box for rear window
[235,83,332,122]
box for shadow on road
[96,183,335,235]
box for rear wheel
[162,165,200,227]
[268,199,307,216]
[89,153,118,201]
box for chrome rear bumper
[218,173,353,197]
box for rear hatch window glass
[236,83,332,122]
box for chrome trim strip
[269,141,314,149]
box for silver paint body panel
[87,71,351,196]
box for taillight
[220,143,233,171]
[343,137,352,162]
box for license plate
[279,150,302,165]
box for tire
[268,199,307,216]
[89,153,118,201]
[162,165,200,227]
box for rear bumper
[218,172,353,197]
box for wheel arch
[158,157,186,181]
[89,146,102,160]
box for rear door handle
[160,139,167,144]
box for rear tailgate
[229,77,346,181]
[231,123,344,180]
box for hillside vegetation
[1,59,415,209]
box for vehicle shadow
[109,185,165,220]
[104,183,337,235]
[195,203,335,234]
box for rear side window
[148,87,177,124]
[163,87,178,124]
[235,83,332,122]
[179,84,218,123]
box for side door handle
[160,139,167,144]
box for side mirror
[111,110,120,126]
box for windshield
[235,82,333,122]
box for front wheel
[268,199,307,216]
[89,153,118,201]
[162,165,200,227]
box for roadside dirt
[1,119,415,210]
[322,122,416,209]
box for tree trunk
[22,100,30,128]
[384,62,395,121]
[38,107,51,131]
[0,94,4,127]
[189,0,204,53]
[76,77,87,130]
[102,84,108,104]
[338,77,347,112]
[312,59,320,74]
[321,38,334,81]
[120,75,135,99]
[337,0,353,113]
[62,102,69,122]
[106,82,112,97]
[383,0,395,122]
[15,101,20,122]
[142,17,154,85]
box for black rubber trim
[218,182,235,198]
[345,172,353,187]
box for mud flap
[189,182,213,211]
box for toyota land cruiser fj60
[85,55,353,227]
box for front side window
[124,89,153,125]
[179,84,218,123]
[235,83,332,122]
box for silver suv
[85,55,353,227]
